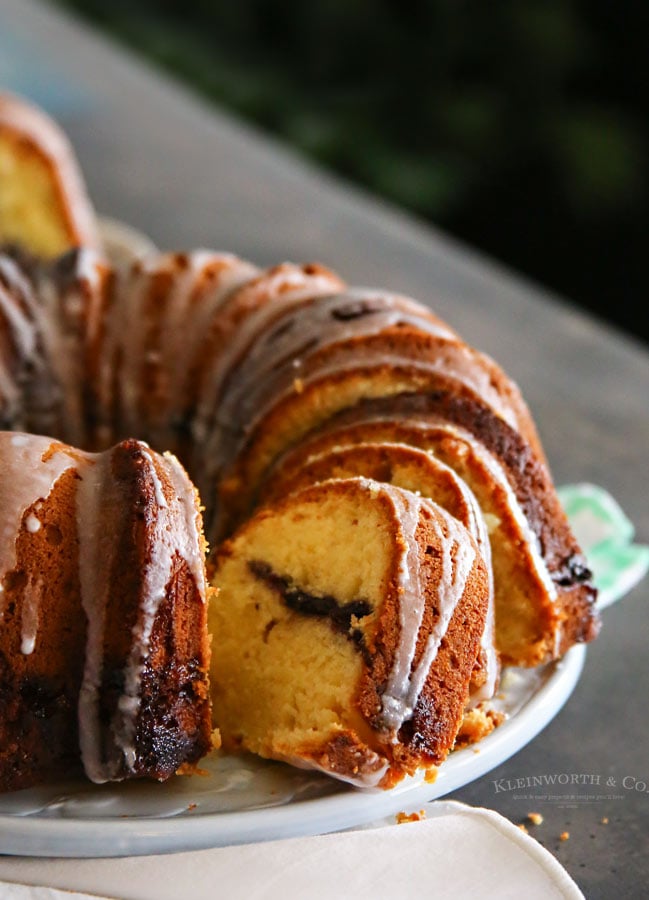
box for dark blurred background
[54,0,649,347]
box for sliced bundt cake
[208,477,491,788]
[0,91,602,796]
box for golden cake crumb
[560,831,570,841]
[175,762,211,778]
[518,823,529,834]
[527,812,544,825]
[396,809,427,824]
[601,817,609,825]
[453,707,505,750]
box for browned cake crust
[90,441,212,782]
[187,261,345,478]
[204,280,546,522]
[0,435,212,793]
[361,501,491,778]
[0,468,84,792]
[0,246,112,445]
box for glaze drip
[0,432,75,619]
[75,447,115,782]
[377,483,476,735]
[76,440,207,782]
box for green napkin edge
[559,482,649,610]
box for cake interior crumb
[396,809,427,824]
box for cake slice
[0,432,213,792]
[209,477,490,788]
[0,92,102,258]
[259,439,499,703]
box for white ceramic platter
[0,645,585,858]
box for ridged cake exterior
[0,432,213,792]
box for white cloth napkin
[0,800,584,899]
[0,887,97,899]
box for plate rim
[0,644,586,858]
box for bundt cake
[0,92,102,258]
[0,432,213,793]
[0,92,601,794]
[208,477,491,788]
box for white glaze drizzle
[142,448,168,509]
[0,433,76,621]
[430,421,559,605]
[76,441,206,782]
[0,262,37,357]
[164,452,207,599]
[446,467,498,704]
[275,747,390,790]
[112,449,205,772]
[24,513,41,533]
[371,482,476,735]
[286,414,558,608]
[417,447,499,704]
[217,289,460,434]
[147,257,254,455]
[0,261,39,427]
[75,448,114,783]
[163,254,259,434]
[199,289,463,515]
[34,249,106,446]
[294,348,518,432]
[209,341,523,532]
[98,251,257,448]
[108,260,151,436]
[20,576,42,655]
[290,438,498,703]
[147,252,238,422]
[192,265,342,448]
[301,415,560,678]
